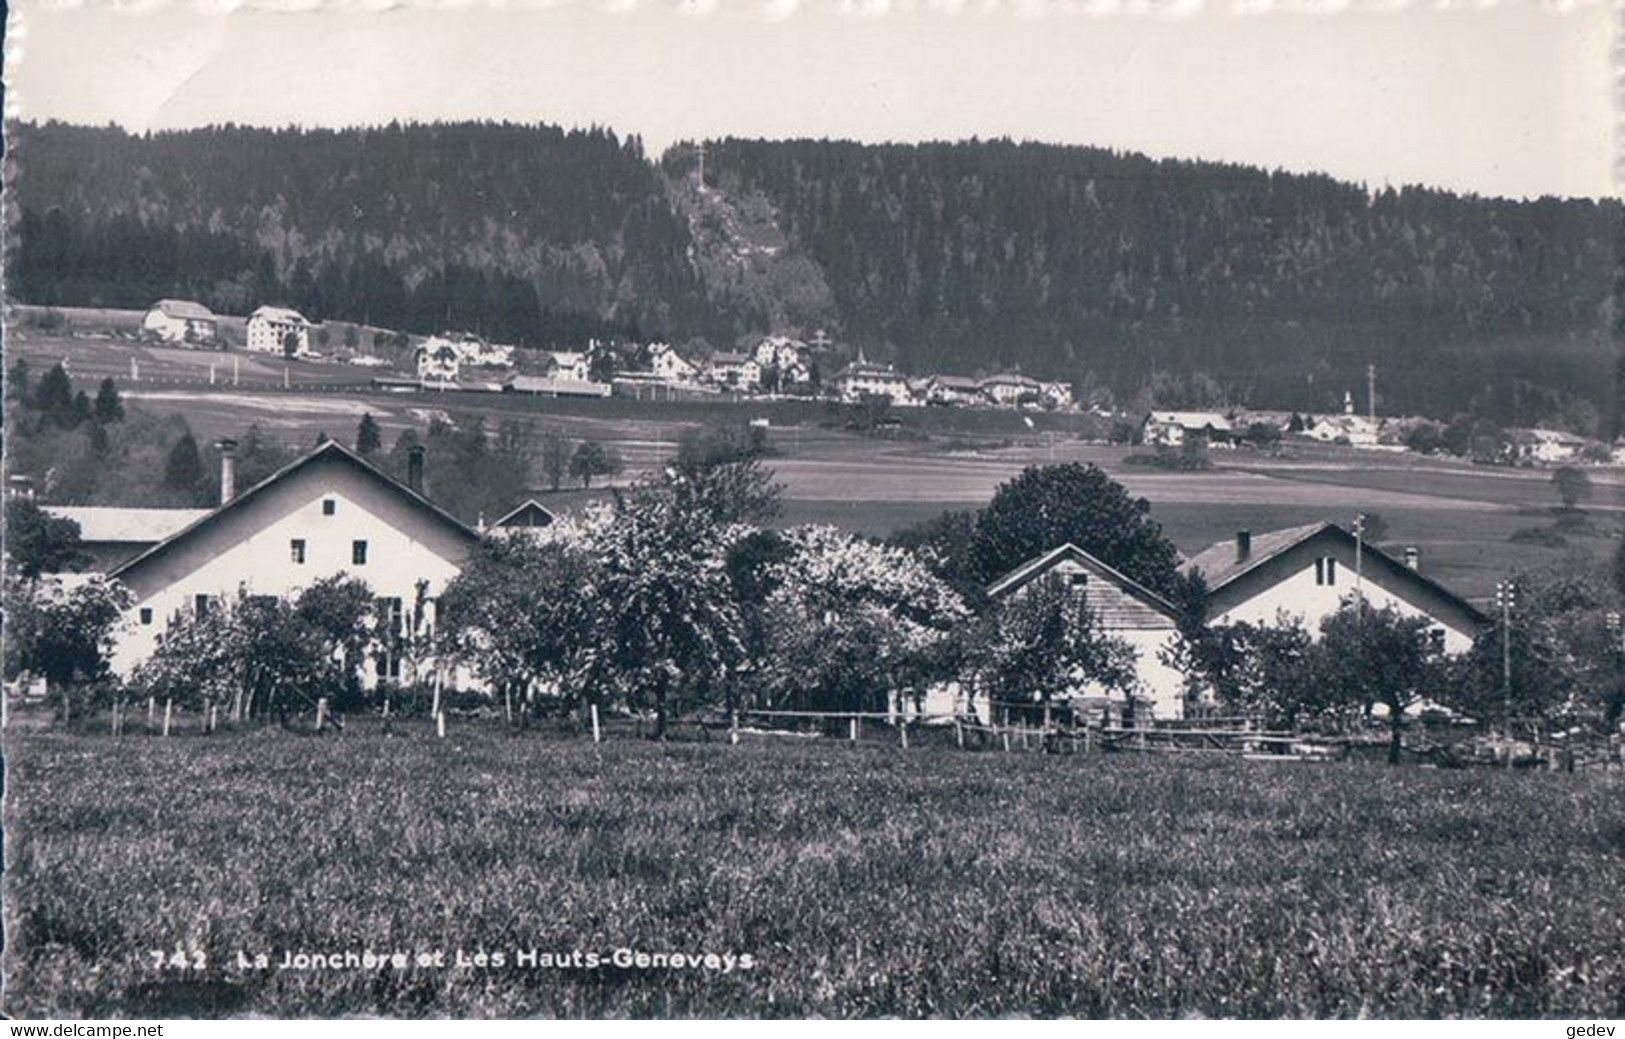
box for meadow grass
[4,724,1621,1018]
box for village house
[752,336,812,384]
[830,359,910,403]
[416,340,462,382]
[923,375,986,407]
[246,305,313,356]
[487,499,556,536]
[1507,428,1593,466]
[979,372,1044,407]
[1038,381,1075,410]
[544,350,592,383]
[648,342,700,383]
[104,440,481,686]
[1181,523,1485,654]
[42,506,212,572]
[986,543,1189,721]
[141,300,219,346]
[708,351,762,391]
[1141,411,1236,447]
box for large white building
[141,300,218,345]
[708,352,761,391]
[1181,523,1485,654]
[648,342,699,384]
[105,441,480,684]
[246,306,312,356]
[986,543,1188,720]
[830,360,910,403]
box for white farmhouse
[979,372,1044,407]
[752,336,812,384]
[545,351,592,383]
[1181,523,1485,654]
[416,340,462,382]
[987,543,1188,720]
[105,441,479,686]
[1142,411,1235,447]
[246,306,312,356]
[830,359,910,403]
[141,300,218,345]
[709,352,762,391]
[648,342,699,384]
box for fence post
[504,687,513,727]
[207,704,217,735]
[849,716,859,743]
[60,685,70,728]
[315,697,328,733]
[955,720,964,749]
[730,710,740,746]
[899,719,909,750]
[162,699,173,737]
[431,672,442,721]
[590,702,602,744]
[147,696,156,734]
[436,710,446,739]
[382,695,392,734]
[1002,729,1011,753]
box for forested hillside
[8,120,1620,429]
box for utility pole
[1367,363,1377,423]
[1496,579,1517,732]
[1353,513,1366,626]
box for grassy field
[4,725,1622,1018]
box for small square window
[352,540,368,565]
[291,539,307,564]
[1314,557,1338,587]
[322,499,337,516]
[1067,572,1090,587]
[139,607,153,625]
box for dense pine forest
[8,120,1621,428]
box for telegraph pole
[1495,579,1517,734]
[1367,363,1377,423]
[1353,513,1366,626]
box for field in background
[4,727,1620,1018]
[10,333,1623,601]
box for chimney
[407,445,425,494]
[217,439,238,504]
[1235,530,1252,563]
[1404,546,1421,572]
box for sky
[3,0,1615,201]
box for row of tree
[11,449,1622,757]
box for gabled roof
[250,305,309,325]
[834,360,905,380]
[109,441,479,582]
[1181,521,1488,625]
[987,542,1179,618]
[491,499,556,530]
[929,375,984,391]
[151,299,215,320]
[1145,411,1233,431]
[43,506,211,544]
[711,351,755,366]
[979,372,1042,388]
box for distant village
[133,297,1623,468]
